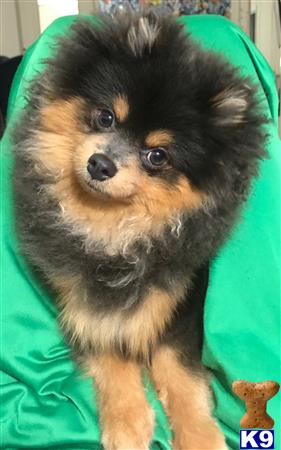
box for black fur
[13,13,266,368]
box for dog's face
[29,14,264,235]
[40,92,202,211]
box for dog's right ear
[211,84,252,127]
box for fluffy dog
[13,12,266,450]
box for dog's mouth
[86,179,112,198]
[77,169,136,203]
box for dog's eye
[142,148,168,169]
[97,109,115,128]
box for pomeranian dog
[13,12,266,450]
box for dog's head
[20,13,266,242]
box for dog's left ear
[211,84,252,126]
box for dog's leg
[150,346,227,450]
[89,354,154,450]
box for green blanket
[1,14,280,450]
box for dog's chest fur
[58,271,186,364]
[14,173,192,360]
[14,155,234,364]
[49,220,191,363]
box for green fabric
[1,14,280,450]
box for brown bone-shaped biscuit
[232,380,280,429]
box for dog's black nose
[87,153,117,181]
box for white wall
[38,0,78,32]
[254,0,280,76]
[232,0,280,78]
[231,0,251,36]
[78,0,99,15]
[0,0,40,57]
[0,0,21,57]
[18,0,40,51]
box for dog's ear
[211,84,253,126]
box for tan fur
[33,98,85,176]
[56,280,185,362]
[89,355,154,450]
[40,98,85,135]
[113,95,129,123]
[52,168,205,255]
[35,99,205,256]
[145,130,173,148]
[151,347,227,450]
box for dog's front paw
[173,419,227,450]
[101,404,154,450]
